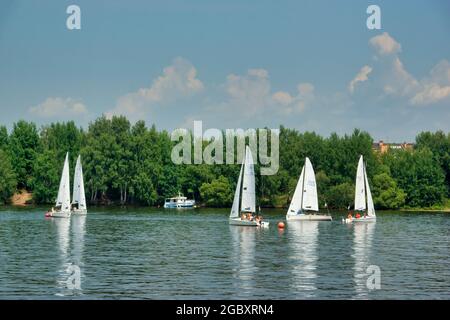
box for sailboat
[229,146,269,227]
[286,157,332,221]
[71,155,87,215]
[46,152,71,218]
[345,155,376,223]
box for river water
[0,207,448,299]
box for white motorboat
[164,193,196,208]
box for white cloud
[221,68,315,117]
[410,84,450,105]
[298,83,314,96]
[272,91,293,105]
[138,57,203,102]
[224,68,272,116]
[410,60,450,105]
[348,65,372,93]
[29,97,87,118]
[365,33,450,106]
[277,83,315,115]
[369,32,401,56]
[184,68,317,128]
[106,57,204,119]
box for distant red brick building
[372,140,414,153]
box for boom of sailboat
[45,153,87,218]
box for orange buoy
[278,221,285,229]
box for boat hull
[353,216,376,222]
[229,218,269,227]
[286,214,332,221]
[71,209,87,215]
[46,211,71,218]
[164,202,195,209]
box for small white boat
[46,153,71,218]
[71,155,87,215]
[345,155,376,223]
[229,146,269,227]
[286,157,332,221]
[164,193,195,208]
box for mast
[300,161,306,212]
[363,159,367,214]
[364,161,376,217]
[287,164,305,216]
[230,161,244,218]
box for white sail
[354,155,366,211]
[56,153,71,213]
[287,165,305,216]
[302,157,319,212]
[72,155,87,211]
[364,164,376,217]
[230,162,244,218]
[241,146,256,213]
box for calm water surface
[0,207,449,299]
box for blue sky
[0,0,449,141]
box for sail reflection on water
[288,221,319,297]
[230,226,257,298]
[352,222,375,298]
[71,215,86,294]
[54,218,71,295]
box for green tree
[40,121,83,161]
[9,121,40,189]
[30,150,60,204]
[0,126,8,150]
[383,149,446,207]
[372,172,406,209]
[316,170,330,208]
[0,149,16,204]
[325,182,354,209]
[200,175,233,207]
[81,116,115,203]
[416,131,450,196]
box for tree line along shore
[0,116,449,211]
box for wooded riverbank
[1,117,449,210]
